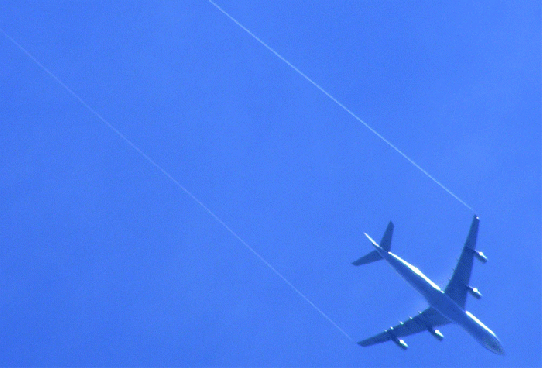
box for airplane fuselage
[373,242,504,355]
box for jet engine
[467,286,482,299]
[392,337,408,350]
[472,250,488,263]
[387,328,408,350]
[429,329,444,341]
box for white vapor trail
[207,0,475,213]
[0,27,353,342]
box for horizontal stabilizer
[353,222,393,266]
[352,250,382,266]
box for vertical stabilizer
[379,222,394,251]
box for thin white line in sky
[0,27,353,342]
[207,0,475,213]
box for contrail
[207,0,475,213]
[0,27,353,342]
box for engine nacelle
[473,250,488,263]
[429,329,444,341]
[467,286,482,299]
[392,338,408,350]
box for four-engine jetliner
[353,216,504,354]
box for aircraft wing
[444,216,481,309]
[359,307,450,347]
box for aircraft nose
[495,342,505,355]
[491,338,505,355]
[483,335,505,355]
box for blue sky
[1,1,540,366]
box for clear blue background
[1,1,540,366]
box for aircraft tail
[352,222,394,266]
[379,222,394,251]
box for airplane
[353,215,504,354]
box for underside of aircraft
[354,216,504,355]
